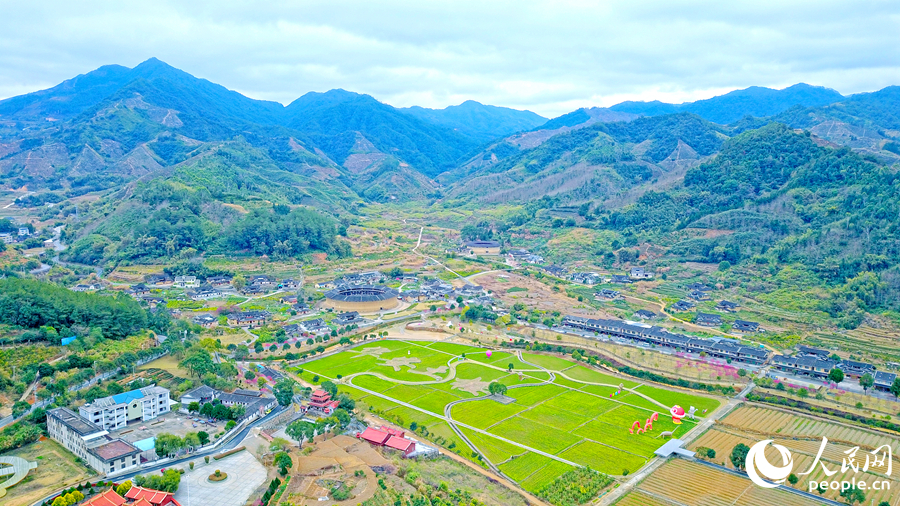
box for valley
[1,59,900,506]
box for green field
[297,338,722,492]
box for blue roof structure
[111,389,147,405]
[133,437,156,452]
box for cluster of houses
[772,345,897,391]
[397,279,494,307]
[226,310,271,328]
[284,318,331,337]
[316,271,384,289]
[560,316,770,364]
[0,225,32,244]
[570,268,654,286]
[179,385,277,422]
[507,248,544,264]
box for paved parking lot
[173,450,267,506]
[111,412,224,444]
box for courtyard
[172,450,267,506]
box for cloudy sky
[0,1,897,117]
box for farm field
[690,405,900,505]
[296,338,724,493]
[615,459,823,506]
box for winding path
[312,340,705,478]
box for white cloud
[0,0,896,117]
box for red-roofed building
[358,427,391,446]
[308,389,340,414]
[383,426,405,438]
[124,486,182,506]
[84,488,126,506]
[130,498,154,506]
[385,435,416,456]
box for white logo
[746,439,794,488]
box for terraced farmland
[296,339,723,494]
[616,459,823,506]
[690,406,900,505]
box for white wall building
[47,407,141,475]
[79,385,171,430]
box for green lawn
[517,403,594,432]
[489,417,582,454]
[499,452,556,481]
[462,428,526,463]
[298,339,713,490]
[520,461,576,493]
[451,399,528,429]
[633,384,721,415]
[557,440,647,475]
[564,365,639,387]
[521,353,579,371]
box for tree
[706,448,715,459]
[234,345,250,360]
[890,377,900,398]
[840,483,865,504]
[155,433,184,457]
[116,481,132,496]
[187,401,200,413]
[828,368,845,384]
[274,451,293,475]
[508,363,514,372]
[180,350,215,377]
[273,378,296,406]
[788,473,798,486]
[257,377,267,388]
[183,432,201,448]
[860,373,874,395]
[197,431,210,445]
[320,380,338,398]
[244,370,255,380]
[232,275,246,291]
[730,443,750,470]
[12,401,30,417]
[738,369,747,377]
[488,382,507,396]
[797,388,809,398]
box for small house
[695,313,722,326]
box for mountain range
[1,58,898,209]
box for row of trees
[185,400,245,421]
[154,432,210,457]
[134,469,182,493]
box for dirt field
[3,438,96,506]
[279,434,383,506]
[474,271,611,317]
[138,355,192,379]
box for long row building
[772,345,897,391]
[560,316,769,364]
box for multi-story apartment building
[79,385,171,430]
[47,407,141,475]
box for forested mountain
[283,89,480,177]
[609,83,845,124]
[401,100,547,141]
[446,113,724,203]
